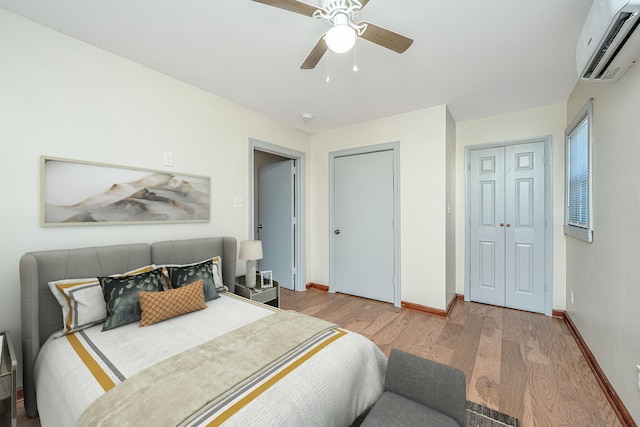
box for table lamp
[239,240,263,289]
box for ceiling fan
[252,0,414,69]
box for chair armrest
[385,349,467,427]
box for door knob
[499,223,504,227]
[334,229,341,235]
[506,224,511,227]
[257,224,263,229]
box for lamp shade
[239,240,263,261]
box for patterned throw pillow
[165,259,220,301]
[138,279,206,327]
[99,268,164,331]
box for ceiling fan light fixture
[326,24,356,53]
[325,11,357,54]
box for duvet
[34,293,386,427]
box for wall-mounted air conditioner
[577,0,640,81]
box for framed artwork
[41,156,210,226]
[260,270,273,288]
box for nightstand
[0,331,16,427]
[235,275,280,308]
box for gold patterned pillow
[138,279,206,327]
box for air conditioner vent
[583,12,632,79]
[577,0,640,82]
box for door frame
[249,138,306,292]
[464,136,553,316]
[329,142,401,307]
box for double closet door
[469,141,546,313]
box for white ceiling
[0,0,592,134]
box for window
[564,99,593,242]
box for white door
[333,150,395,303]
[504,142,546,312]
[258,160,295,290]
[469,142,546,313]
[469,147,506,306]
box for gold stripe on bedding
[200,328,347,426]
[73,310,340,427]
[66,333,116,392]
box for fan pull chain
[353,41,358,72]
[326,50,331,82]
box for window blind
[568,116,589,228]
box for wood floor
[281,288,623,427]
[12,289,622,427]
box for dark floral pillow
[166,259,219,301]
[99,268,164,331]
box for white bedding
[34,293,386,427]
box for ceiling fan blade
[252,0,322,17]
[358,22,413,53]
[301,37,328,69]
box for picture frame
[41,156,210,226]
[259,270,273,288]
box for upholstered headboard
[19,236,237,417]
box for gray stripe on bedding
[185,329,340,426]
[79,330,126,382]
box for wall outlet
[637,365,640,391]
[571,290,574,305]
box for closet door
[469,147,506,306]
[504,142,546,313]
[332,150,395,303]
[469,142,546,314]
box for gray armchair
[361,349,467,427]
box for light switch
[163,152,174,167]
[233,196,244,208]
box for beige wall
[0,10,311,385]
[566,63,640,423]
[455,102,568,310]
[309,105,452,310]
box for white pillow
[48,264,157,337]
[211,256,225,290]
[48,277,103,337]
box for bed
[20,237,386,426]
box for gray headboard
[19,236,237,417]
